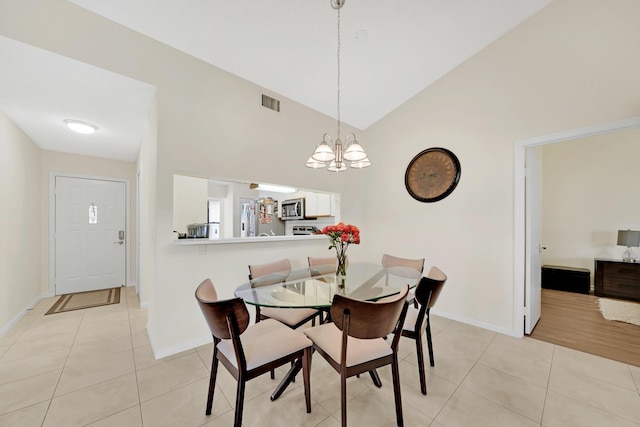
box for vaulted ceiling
[0,0,552,161]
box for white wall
[360,0,640,331]
[541,128,640,285]
[0,110,41,332]
[2,0,640,355]
[136,98,158,308]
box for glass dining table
[235,262,421,310]
[234,262,422,400]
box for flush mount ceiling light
[306,0,370,172]
[64,119,98,134]
[249,183,297,193]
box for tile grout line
[125,289,146,425]
[41,300,88,426]
[537,344,558,427]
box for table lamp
[617,229,640,262]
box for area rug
[46,287,121,315]
[597,298,640,326]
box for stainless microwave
[281,198,304,220]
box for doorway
[514,116,640,337]
[50,175,129,295]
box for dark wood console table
[594,258,640,302]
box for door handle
[114,241,124,245]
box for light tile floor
[1,286,639,426]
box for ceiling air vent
[261,94,280,112]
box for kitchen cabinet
[173,175,208,233]
[304,192,331,217]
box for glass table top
[234,262,421,309]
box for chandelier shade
[306,0,371,172]
[343,139,367,161]
[327,160,347,172]
[311,134,336,162]
[306,156,327,169]
[349,158,371,169]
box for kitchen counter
[174,234,327,245]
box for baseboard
[0,293,47,337]
[123,283,148,308]
[147,322,211,360]
[430,308,519,338]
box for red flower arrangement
[321,223,360,277]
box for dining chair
[248,258,322,329]
[381,253,425,301]
[381,253,425,275]
[195,279,313,426]
[400,266,447,395]
[304,285,410,427]
[307,256,337,267]
[307,256,344,277]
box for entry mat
[46,287,121,315]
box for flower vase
[336,256,347,289]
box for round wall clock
[404,147,461,203]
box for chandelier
[306,0,371,172]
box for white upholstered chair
[195,279,312,426]
[381,253,425,299]
[307,255,347,278]
[248,258,322,329]
[304,285,410,427]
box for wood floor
[529,289,640,367]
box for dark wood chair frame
[400,269,446,395]
[310,286,410,427]
[195,279,312,427]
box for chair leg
[341,371,348,427]
[302,348,312,413]
[415,333,427,395]
[426,317,435,367]
[369,369,382,388]
[258,307,275,380]
[206,348,219,415]
[234,376,246,427]
[391,355,404,427]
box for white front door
[525,147,543,334]
[55,176,126,295]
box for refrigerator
[240,197,285,237]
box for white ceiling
[0,0,553,162]
[0,36,157,162]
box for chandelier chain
[336,3,341,140]
[307,0,369,171]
